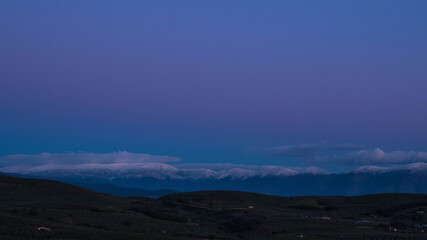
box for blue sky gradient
[1,1,427,172]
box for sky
[1,0,427,173]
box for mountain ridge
[2,162,426,197]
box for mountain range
[2,162,426,197]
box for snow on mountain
[352,162,427,174]
[1,161,426,181]
[0,162,326,180]
[351,165,389,174]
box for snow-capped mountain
[351,162,427,174]
[0,162,324,180]
[1,162,426,196]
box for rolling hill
[1,175,427,240]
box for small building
[248,206,254,209]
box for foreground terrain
[0,175,426,240]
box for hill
[1,175,427,240]
[70,182,178,198]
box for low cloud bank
[0,152,325,180]
[1,146,427,180]
[327,148,427,165]
[0,151,180,167]
[270,143,427,165]
[270,143,364,157]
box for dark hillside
[1,175,427,240]
[0,175,124,205]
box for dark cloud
[270,143,364,157]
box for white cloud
[323,148,427,165]
[2,147,425,181]
[269,143,427,166]
[0,151,327,180]
[0,151,181,167]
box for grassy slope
[0,175,426,240]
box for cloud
[327,148,427,165]
[2,147,426,180]
[269,143,427,166]
[0,162,327,180]
[270,143,364,158]
[0,151,181,168]
[0,151,326,180]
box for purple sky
[1,0,427,172]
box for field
[0,175,426,240]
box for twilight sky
[1,0,427,173]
